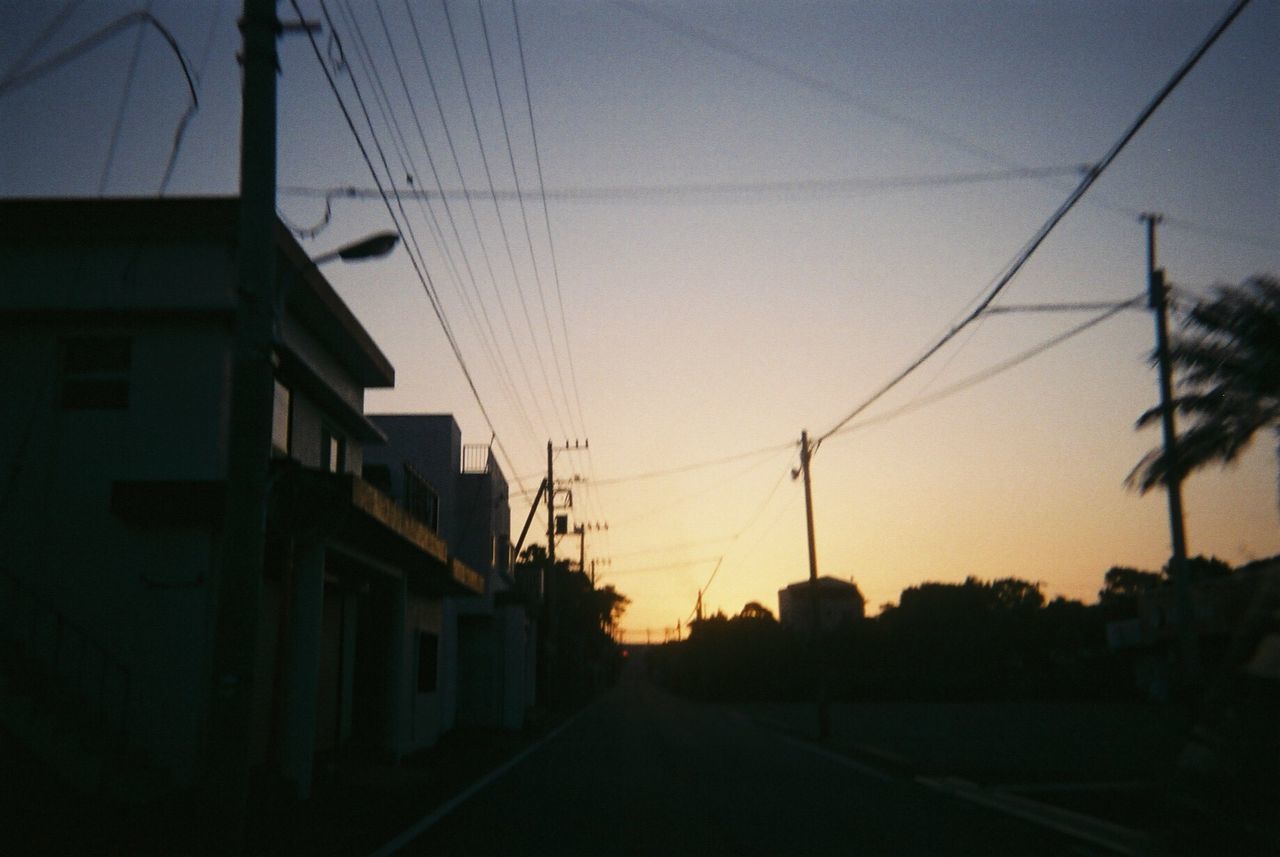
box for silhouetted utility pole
[544,439,587,705]
[798,430,830,740]
[203,0,279,847]
[1142,213,1200,687]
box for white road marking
[367,706,592,857]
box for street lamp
[311,230,399,266]
[275,230,400,320]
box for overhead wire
[293,0,528,498]
[510,0,591,444]
[337,0,541,453]
[588,441,795,486]
[827,297,1144,440]
[99,0,155,195]
[816,0,1253,445]
[366,0,542,452]
[0,5,203,197]
[616,1,1272,251]
[475,0,580,443]
[275,164,1089,205]
[507,0,610,558]
[688,463,795,621]
[439,0,572,442]
[400,0,557,450]
[607,445,794,527]
[1,0,86,84]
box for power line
[340,0,542,452]
[294,0,527,497]
[0,11,195,101]
[507,0,610,554]
[588,441,796,486]
[689,464,794,621]
[511,0,591,449]
[607,556,723,576]
[612,448,790,528]
[400,0,556,449]
[982,299,1142,315]
[475,0,579,443]
[816,0,1253,445]
[828,297,1143,439]
[439,0,572,441]
[615,0,1025,172]
[365,2,540,449]
[2,0,86,83]
[275,164,1088,205]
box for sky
[2,0,1277,638]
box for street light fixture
[312,230,399,266]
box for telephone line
[440,0,572,441]
[296,0,526,496]
[400,0,557,446]
[275,164,1087,205]
[357,0,543,449]
[476,0,580,444]
[817,0,1252,444]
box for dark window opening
[60,336,131,410]
[416,632,439,693]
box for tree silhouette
[515,545,629,703]
[1098,566,1163,608]
[1129,274,1280,510]
[735,601,776,622]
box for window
[403,465,439,531]
[271,380,292,455]
[416,632,439,693]
[321,425,345,473]
[60,336,131,410]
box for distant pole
[545,440,556,704]
[1141,212,1199,687]
[799,430,830,740]
[204,0,278,847]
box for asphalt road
[389,666,1105,857]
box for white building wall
[0,321,231,784]
[405,595,448,750]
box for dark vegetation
[650,558,1234,704]
[514,545,629,709]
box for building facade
[0,198,481,801]
[778,577,866,632]
[364,415,534,736]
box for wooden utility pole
[1142,213,1200,687]
[799,430,830,740]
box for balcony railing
[461,444,491,475]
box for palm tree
[1128,274,1280,508]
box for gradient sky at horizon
[2,0,1277,636]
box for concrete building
[778,577,866,632]
[364,415,535,736]
[0,198,482,801]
